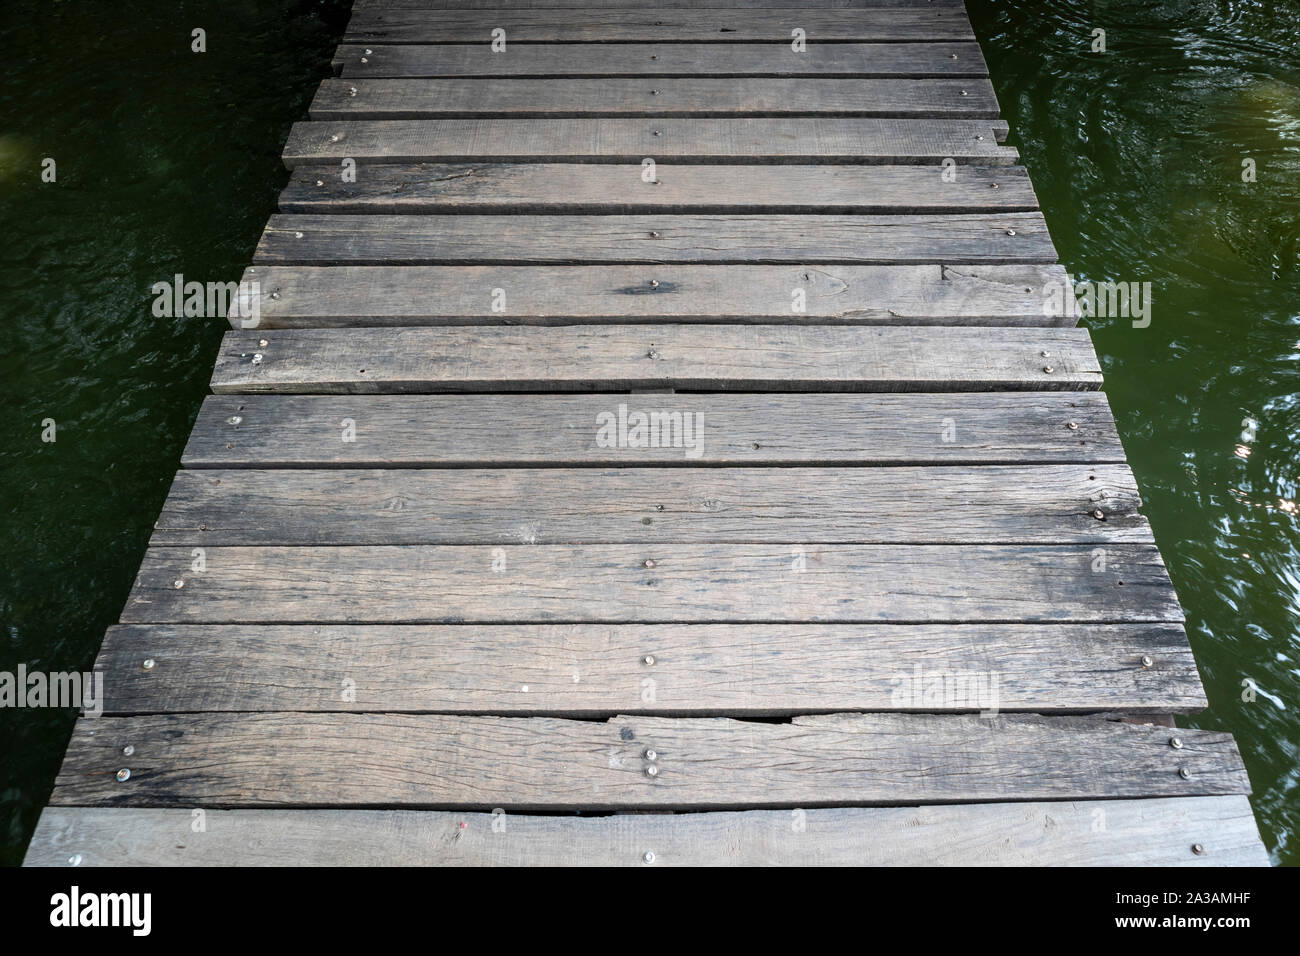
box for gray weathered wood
[92,621,1202,714]
[23,797,1270,866]
[120,544,1180,624]
[310,77,999,119]
[345,9,976,43]
[355,0,968,8]
[182,392,1129,467]
[282,118,1015,165]
[234,264,1072,329]
[48,714,1243,807]
[210,325,1096,393]
[150,465,1152,545]
[254,213,1054,266]
[279,164,1038,215]
[335,42,988,79]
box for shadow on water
[0,0,351,866]
[969,0,1300,864]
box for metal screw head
[644,749,658,761]
[647,349,659,359]
[1041,350,1051,357]
[976,134,984,141]
[650,279,659,287]
[649,231,660,238]
[644,558,657,568]
[643,850,656,864]
[960,89,968,96]
[650,89,659,95]
[316,179,325,186]
[1141,655,1155,668]
[645,765,658,777]
[173,579,185,589]
[990,182,999,189]
[259,339,269,347]
[227,415,243,425]
[252,353,264,365]
[348,87,357,97]
[359,57,367,63]
[1042,366,1054,373]
[1093,509,1106,520]
[1178,766,1191,779]
[642,654,656,666]
[1170,737,1184,749]
[1006,228,1017,236]
[123,745,134,756]
[1067,421,1078,430]
[1192,843,1206,855]
[68,854,82,866]
[116,769,131,782]
[950,53,959,59]
[652,129,661,136]
[142,658,156,670]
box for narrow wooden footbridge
[28,0,1268,866]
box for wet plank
[182,392,1128,467]
[92,621,1201,714]
[49,714,1242,807]
[210,325,1097,393]
[119,544,1181,624]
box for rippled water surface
[1,0,1297,865]
[970,0,1300,864]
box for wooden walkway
[27,0,1268,866]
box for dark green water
[0,0,352,866]
[1,1,1296,865]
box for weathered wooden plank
[355,0,969,8]
[151,465,1151,546]
[344,9,976,44]
[279,165,1038,215]
[310,77,999,119]
[92,622,1201,714]
[119,544,1180,624]
[211,325,1096,393]
[254,213,1054,266]
[235,264,1069,328]
[335,42,988,79]
[24,797,1270,866]
[282,118,1016,165]
[182,393,1128,467]
[48,714,1243,807]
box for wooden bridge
[26,0,1268,866]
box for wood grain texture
[309,77,999,119]
[282,118,1016,165]
[182,392,1128,467]
[234,264,1071,329]
[253,213,1054,266]
[27,797,1268,866]
[334,42,988,79]
[344,9,976,43]
[119,544,1180,624]
[150,465,1152,546]
[92,622,1204,714]
[210,325,1096,393]
[49,714,1244,808]
[278,164,1039,215]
